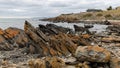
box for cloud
[0,0,119,17]
[49,2,69,7]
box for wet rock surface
[0,21,119,68]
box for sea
[0,18,108,33]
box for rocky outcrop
[0,20,92,56]
[0,28,13,50]
[39,24,73,35]
[0,27,29,50]
[0,21,118,68]
[74,25,85,32]
[4,27,28,48]
[107,25,120,35]
[4,27,20,39]
[24,21,79,56]
[84,24,94,28]
[0,35,13,51]
[74,25,91,34]
[75,46,111,63]
[24,21,49,55]
[49,33,78,56]
[41,15,79,23]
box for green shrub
[96,13,103,17]
[83,13,92,17]
[105,14,112,18]
[107,6,112,10]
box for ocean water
[0,18,107,33]
[0,18,29,29]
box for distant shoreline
[41,18,120,25]
[41,8,120,25]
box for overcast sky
[0,0,120,18]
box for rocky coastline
[41,17,113,25]
[0,20,119,68]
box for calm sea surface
[0,18,107,33]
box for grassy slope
[57,9,120,21]
[42,8,120,24]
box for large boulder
[75,46,111,63]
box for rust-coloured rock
[102,37,120,43]
[110,58,120,68]
[45,57,65,68]
[4,27,28,48]
[0,35,13,51]
[49,33,77,56]
[29,59,46,68]
[68,34,91,46]
[28,57,65,68]
[75,46,111,63]
[0,28,4,35]
[24,21,79,56]
[4,27,20,39]
[81,34,91,39]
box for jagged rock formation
[0,21,119,68]
[24,21,79,56]
[39,24,73,35]
[107,25,120,35]
[0,21,91,56]
[74,25,91,34]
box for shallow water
[0,18,108,33]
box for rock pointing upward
[24,21,78,56]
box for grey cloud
[0,0,119,17]
[49,1,70,7]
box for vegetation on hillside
[42,6,120,23]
